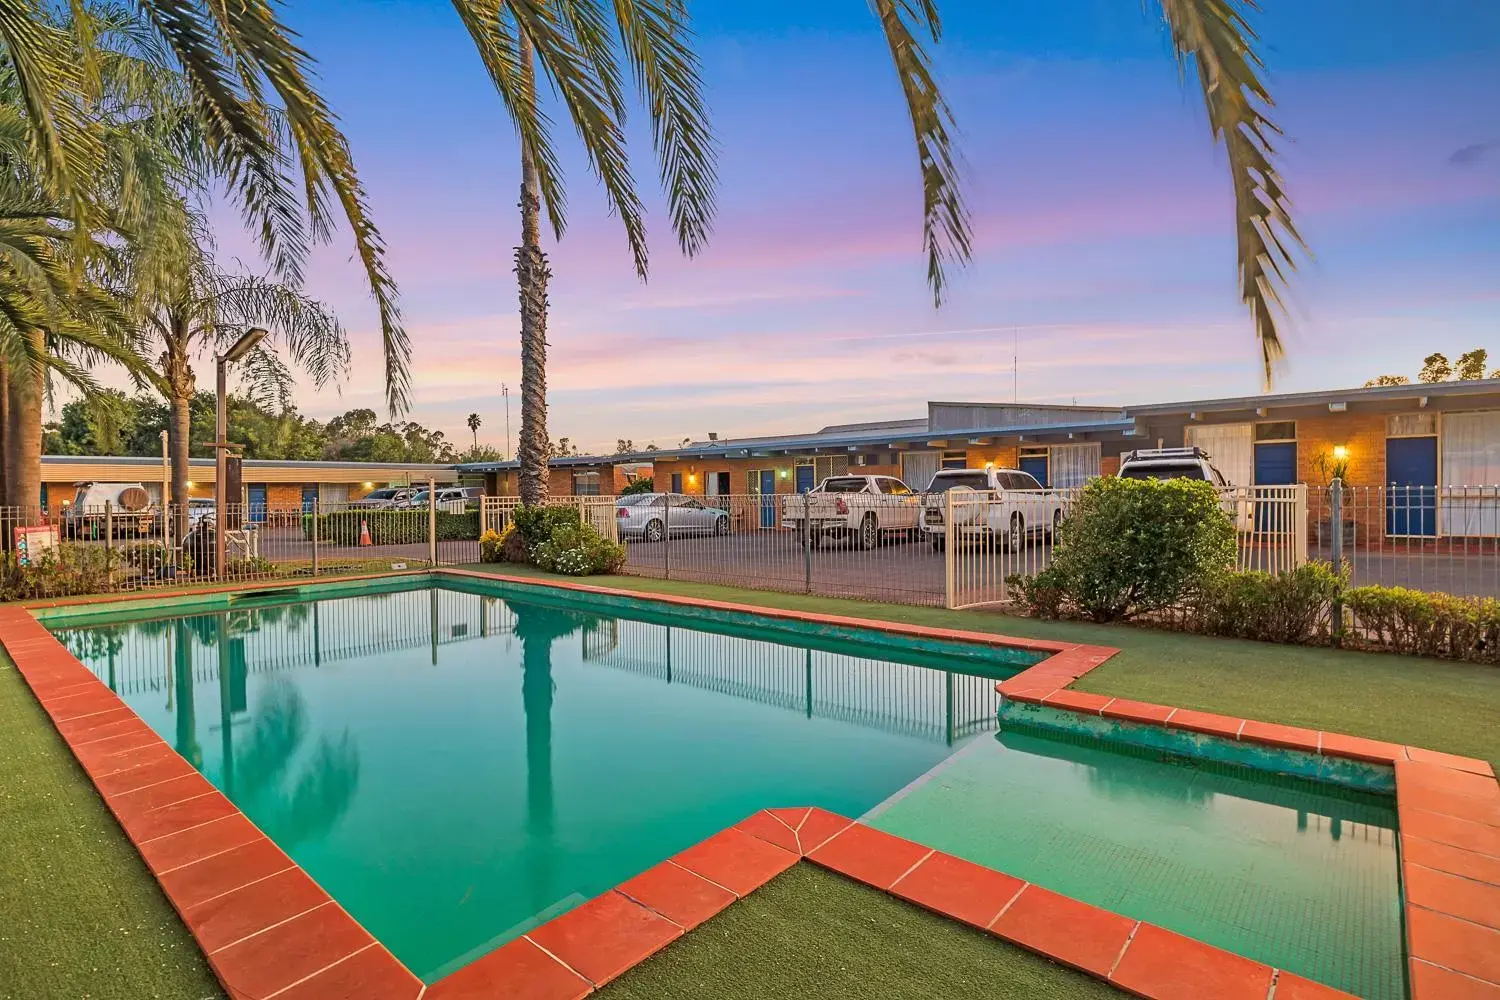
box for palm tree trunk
[164,340,194,541]
[8,332,44,524]
[515,32,551,508]
[0,358,9,511]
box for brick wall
[1295,413,1387,488]
[963,445,1020,470]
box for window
[1389,413,1437,437]
[573,471,601,496]
[940,450,967,470]
[670,472,683,493]
[928,472,990,492]
[819,478,871,493]
[880,479,913,495]
[1255,421,1297,442]
[1009,472,1043,490]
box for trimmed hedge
[302,509,480,544]
[1346,586,1500,663]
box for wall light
[1332,445,1349,461]
[186,481,195,489]
[364,481,374,489]
[984,461,994,470]
[779,468,788,478]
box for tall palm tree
[0,0,410,414]
[467,411,482,450]
[129,213,348,537]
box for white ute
[781,475,921,549]
[921,467,1063,551]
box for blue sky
[217,0,1500,453]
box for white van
[62,482,157,538]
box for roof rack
[1120,446,1210,463]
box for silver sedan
[616,493,729,541]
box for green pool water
[49,580,1403,997]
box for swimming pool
[48,579,1404,995]
[50,579,1036,981]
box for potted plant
[1313,448,1358,547]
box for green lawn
[461,565,1500,770]
[597,864,1122,1000]
[4,565,1497,999]
[0,657,223,1000]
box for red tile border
[7,569,1499,1000]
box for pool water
[50,581,1403,997]
[869,731,1403,1000]
[52,582,1030,981]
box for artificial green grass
[459,564,1500,769]
[0,656,224,1000]
[597,864,1123,1000]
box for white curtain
[1440,411,1500,537]
[1186,424,1254,487]
[1049,443,1101,488]
[900,452,940,490]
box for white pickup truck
[781,475,921,549]
[920,467,1064,550]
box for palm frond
[608,0,717,256]
[1157,0,1303,387]
[870,0,971,306]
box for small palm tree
[129,215,348,537]
[467,412,482,450]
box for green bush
[0,546,119,601]
[1345,586,1500,662]
[1190,562,1345,645]
[1031,477,1236,622]
[302,509,480,544]
[531,522,626,576]
[512,504,581,547]
[620,476,654,496]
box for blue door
[1253,442,1297,532]
[1386,437,1438,537]
[247,485,268,523]
[1019,455,1048,487]
[795,465,815,494]
[759,470,776,528]
[301,486,318,514]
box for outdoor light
[223,326,269,363]
[1332,445,1349,461]
[984,461,995,470]
[364,482,374,489]
[779,468,788,478]
[186,481,195,489]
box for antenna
[1013,327,1019,403]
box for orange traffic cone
[359,518,373,546]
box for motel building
[641,380,1500,541]
[38,455,459,520]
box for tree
[1363,374,1411,387]
[129,213,349,536]
[0,0,410,413]
[547,437,577,458]
[614,439,634,454]
[1419,353,1453,384]
[1455,349,1489,381]
[467,412,482,450]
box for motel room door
[750,470,777,528]
[1386,436,1438,537]
[1252,440,1296,533]
[1019,449,1050,488]
[247,485,268,523]
[795,465,815,494]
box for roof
[43,455,456,473]
[651,418,1140,459]
[456,454,623,472]
[1124,378,1500,416]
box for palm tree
[0,0,410,414]
[467,411,482,450]
[128,213,348,537]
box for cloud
[1448,142,1492,166]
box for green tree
[1455,349,1488,381]
[1363,374,1411,387]
[467,412,482,450]
[1419,353,1453,384]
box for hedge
[301,509,480,544]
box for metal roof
[649,418,1140,459]
[42,455,457,472]
[1124,378,1500,415]
[456,454,624,472]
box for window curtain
[1186,424,1254,487]
[1440,411,1500,536]
[1049,443,1101,489]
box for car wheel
[855,513,878,550]
[714,515,729,536]
[644,519,664,543]
[1051,508,1063,538]
[1005,512,1024,552]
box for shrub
[1037,477,1236,621]
[512,504,581,547]
[1191,562,1345,645]
[620,476,654,496]
[531,522,625,576]
[0,546,119,601]
[1345,586,1500,662]
[479,528,504,563]
[1008,572,1067,619]
[303,509,480,544]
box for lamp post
[215,327,268,577]
[502,383,511,462]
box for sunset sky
[214,0,1499,454]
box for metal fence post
[427,478,437,566]
[802,496,812,595]
[104,501,113,556]
[663,496,672,580]
[944,489,957,609]
[311,498,320,577]
[1330,477,1345,644]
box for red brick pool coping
[4,570,1497,998]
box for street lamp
[215,327,268,576]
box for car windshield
[1120,464,1206,481]
[616,495,654,507]
[818,478,869,493]
[408,491,429,504]
[363,488,399,500]
[927,473,990,492]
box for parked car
[925,468,1063,551]
[398,487,475,513]
[61,482,157,538]
[616,492,729,541]
[1117,447,1230,485]
[780,475,920,550]
[348,486,418,510]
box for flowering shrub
[531,523,625,576]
